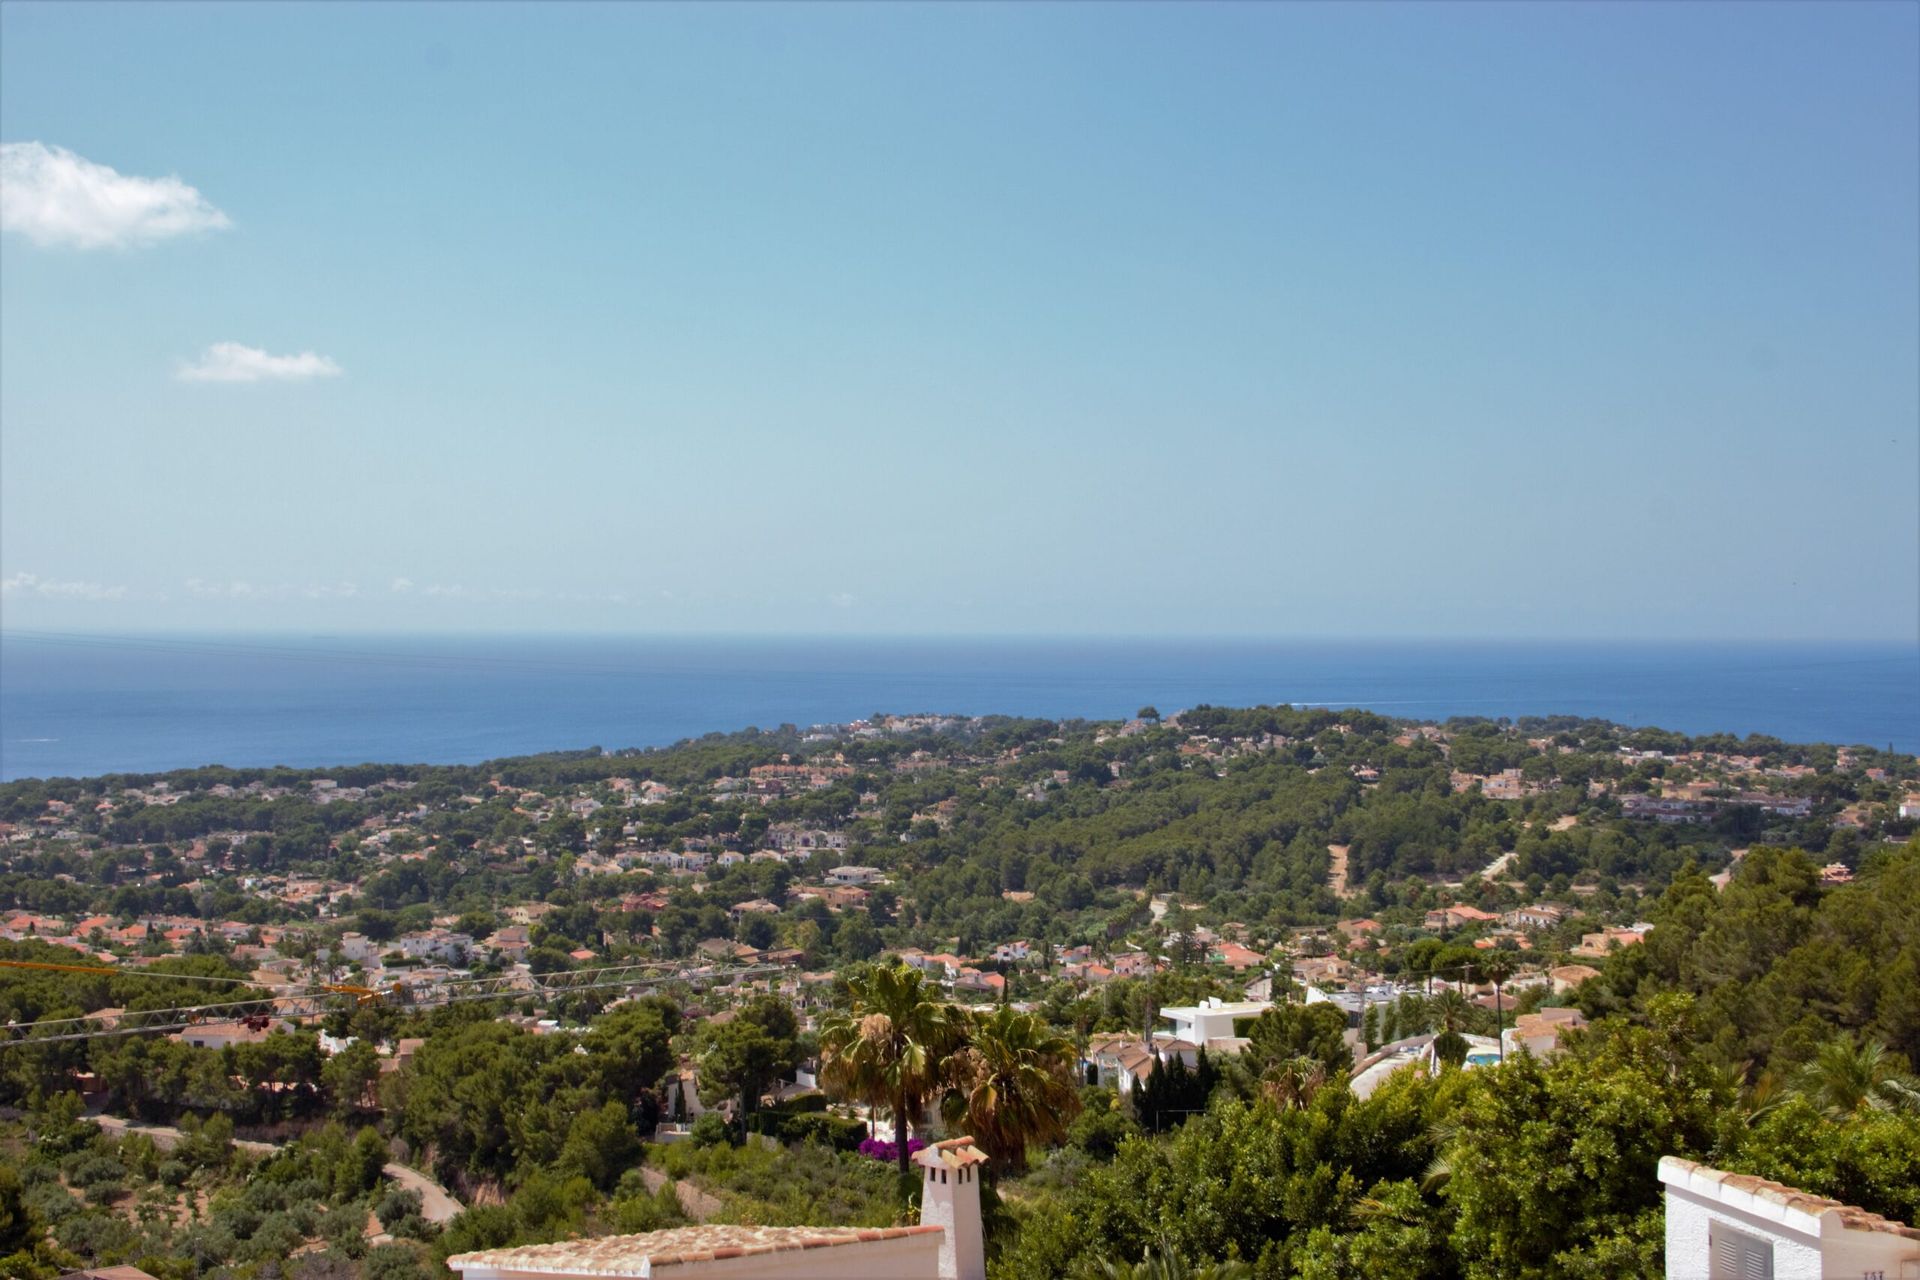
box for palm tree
[1793,1035,1920,1117]
[1714,1060,1789,1124]
[1478,951,1517,1062]
[817,965,958,1181]
[939,1005,1082,1173]
[1419,1115,1460,1194]
[1428,989,1474,1035]
[1260,1055,1329,1111]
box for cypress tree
[1163,1052,1192,1128]
[1194,1046,1218,1109]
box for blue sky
[2,1,1915,639]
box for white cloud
[178,342,342,384]
[830,592,856,608]
[302,581,359,600]
[185,578,255,599]
[0,141,232,250]
[1,571,129,601]
[423,583,544,602]
[390,577,415,594]
[185,578,359,601]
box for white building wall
[1818,1227,1920,1280]
[1664,1184,1824,1279]
[920,1162,985,1280]
[1660,1158,1920,1280]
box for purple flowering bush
[856,1136,927,1162]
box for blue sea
[0,632,1914,781]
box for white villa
[1155,997,1271,1050]
[1660,1156,1919,1278]
[449,1137,989,1280]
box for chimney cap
[915,1136,990,1171]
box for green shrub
[16,1160,57,1189]
[688,1114,732,1149]
[433,1205,518,1259]
[376,1187,423,1229]
[1068,1105,1140,1162]
[55,1209,137,1258]
[67,1156,126,1190]
[605,1185,687,1234]
[243,1211,305,1262]
[176,1221,238,1270]
[23,1184,75,1227]
[82,1179,125,1206]
[319,1203,370,1258]
[388,1213,437,1242]
[364,1242,431,1280]
[777,1113,866,1152]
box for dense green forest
[4,711,1912,959]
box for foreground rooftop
[448,1224,946,1277]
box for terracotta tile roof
[915,1135,989,1169]
[1661,1158,1920,1239]
[447,1224,944,1274]
[1548,964,1602,983]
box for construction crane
[0,957,787,1046]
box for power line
[1,961,787,1047]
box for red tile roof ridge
[915,1135,991,1168]
[1662,1158,1920,1239]
[447,1223,944,1274]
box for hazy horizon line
[3,627,1916,648]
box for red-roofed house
[1210,942,1266,971]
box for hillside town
[4,709,1918,1280]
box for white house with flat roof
[1155,998,1272,1048]
[1659,1156,1920,1279]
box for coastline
[3,634,1914,781]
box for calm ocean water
[0,633,1914,781]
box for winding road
[90,1114,465,1224]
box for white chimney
[915,1136,987,1280]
